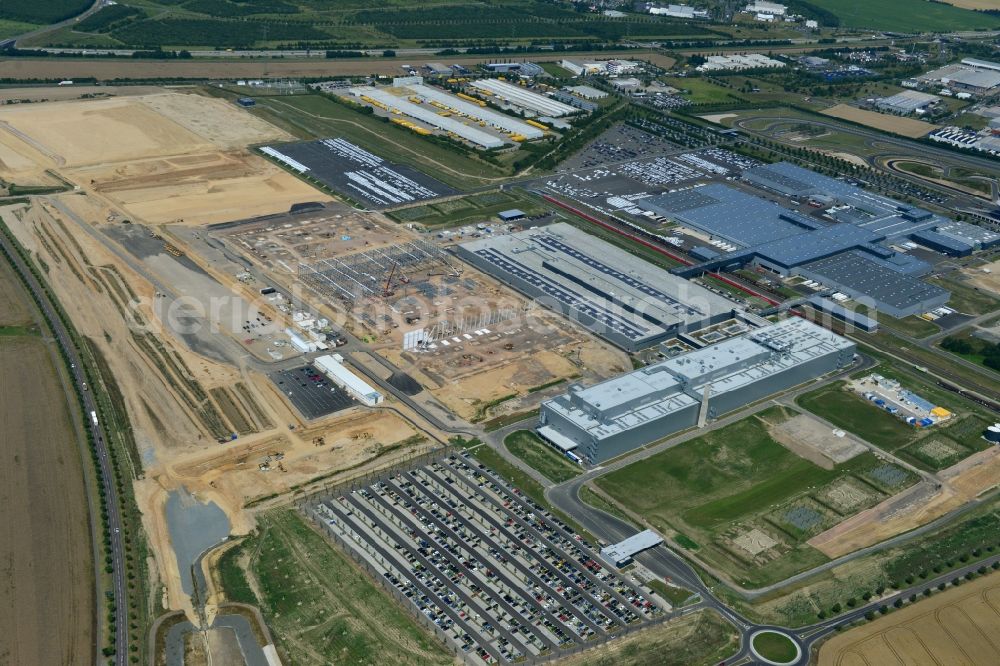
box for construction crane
[383,263,397,297]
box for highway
[0,227,129,666]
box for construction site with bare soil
[0,83,632,653]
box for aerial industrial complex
[537,318,856,463]
[638,162,999,317]
[5,8,1000,666]
[457,222,737,350]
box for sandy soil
[818,571,1000,666]
[0,91,326,225]
[809,447,1000,558]
[80,153,324,225]
[824,151,869,168]
[821,104,938,138]
[699,112,738,125]
[769,413,867,469]
[0,335,94,666]
[965,260,1000,293]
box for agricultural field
[806,0,997,31]
[818,570,1000,666]
[0,0,90,25]
[503,429,581,483]
[595,406,907,587]
[27,0,721,48]
[821,104,937,139]
[213,509,452,666]
[0,258,94,666]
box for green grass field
[928,275,1000,316]
[796,381,915,451]
[389,189,553,228]
[248,93,509,189]
[647,579,697,608]
[504,429,581,483]
[666,76,744,105]
[807,0,996,31]
[595,406,894,587]
[752,631,798,663]
[215,510,451,666]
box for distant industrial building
[537,318,855,463]
[918,60,1000,96]
[552,90,599,112]
[560,60,605,76]
[745,0,787,15]
[348,86,505,149]
[874,90,940,114]
[806,296,879,332]
[639,162,965,317]
[649,4,709,19]
[423,62,453,76]
[483,62,544,77]
[456,223,737,351]
[697,54,784,72]
[564,85,608,100]
[406,83,543,139]
[314,354,383,407]
[470,79,578,117]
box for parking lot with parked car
[305,453,664,664]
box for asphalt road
[0,228,129,666]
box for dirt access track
[818,571,1000,666]
[0,91,327,224]
[808,446,1000,558]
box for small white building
[314,354,384,406]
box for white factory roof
[349,86,504,148]
[406,83,543,139]
[470,79,578,117]
[459,223,735,346]
[543,318,853,441]
[601,530,663,564]
[697,53,784,71]
[537,426,580,451]
[314,354,382,402]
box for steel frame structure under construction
[298,240,452,302]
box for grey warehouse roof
[802,251,948,312]
[638,184,814,247]
[543,318,853,442]
[457,223,735,347]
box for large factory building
[456,223,737,351]
[537,318,855,463]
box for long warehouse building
[457,223,736,351]
[537,318,854,463]
[348,86,504,149]
[470,79,579,117]
[314,353,384,407]
[405,84,544,139]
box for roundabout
[750,629,802,665]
